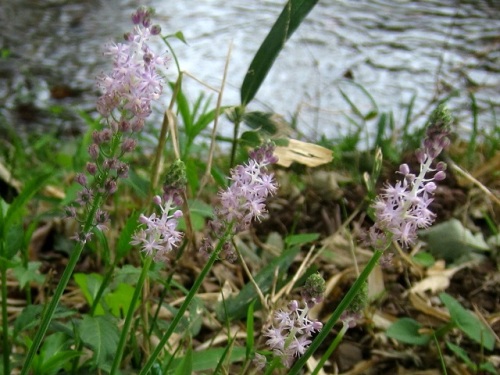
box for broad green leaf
[174,347,193,375]
[440,292,495,350]
[105,282,139,318]
[79,315,120,368]
[241,0,319,104]
[419,219,490,264]
[412,252,436,268]
[12,261,45,289]
[385,318,431,346]
[14,305,75,336]
[74,273,104,315]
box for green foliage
[446,342,497,374]
[386,318,431,346]
[439,292,495,351]
[12,260,45,289]
[30,332,81,375]
[387,293,496,372]
[217,245,300,320]
[78,315,120,370]
[240,0,319,105]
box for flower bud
[434,171,446,181]
[436,161,447,172]
[150,24,161,35]
[86,162,97,175]
[75,173,87,186]
[105,179,117,194]
[399,163,410,176]
[121,138,136,153]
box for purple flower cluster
[264,300,323,368]
[96,6,167,128]
[66,7,165,244]
[216,144,278,232]
[201,144,278,260]
[131,193,184,262]
[369,106,451,248]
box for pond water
[1,0,498,142]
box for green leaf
[246,300,256,360]
[33,332,77,375]
[240,0,319,104]
[385,318,431,346]
[479,361,499,375]
[419,219,490,264]
[440,292,495,350]
[173,30,188,44]
[446,341,476,370]
[105,282,139,318]
[174,347,193,375]
[241,111,280,136]
[412,252,436,268]
[285,233,320,247]
[12,261,45,289]
[14,305,75,336]
[14,305,44,336]
[188,297,204,336]
[4,172,52,226]
[167,347,246,374]
[3,223,24,259]
[79,315,120,368]
[74,273,104,315]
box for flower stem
[288,249,384,374]
[21,193,103,374]
[139,227,232,374]
[110,255,153,375]
[311,321,349,375]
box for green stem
[110,256,153,375]
[21,195,103,374]
[1,262,10,375]
[288,249,384,374]
[139,228,232,375]
[311,321,349,375]
[433,332,448,375]
[229,118,241,168]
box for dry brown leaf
[368,264,385,301]
[321,232,373,268]
[274,139,333,167]
[409,261,465,296]
[408,292,450,322]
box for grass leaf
[241,0,319,104]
